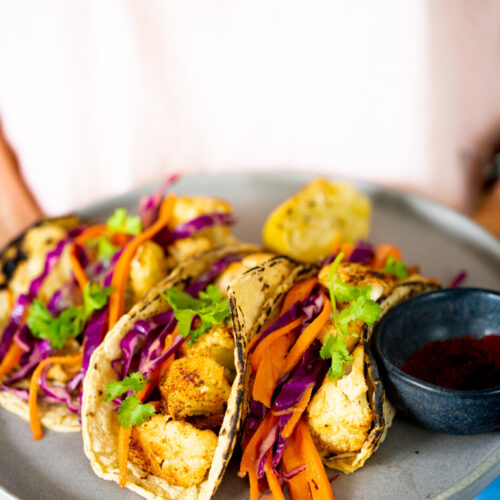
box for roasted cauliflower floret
[214,252,275,296]
[318,261,395,303]
[307,344,373,455]
[178,324,235,373]
[168,196,237,249]
[129,416,218,488]
[10,223,71,300]
[129,241,168,301]
[160,356,231,421]
[168,236,212,265]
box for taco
[228,246,441,499]
[81,244,275,500]
[0,186,238,439]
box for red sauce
[402,334,500,390]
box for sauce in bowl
[402,334,500,391]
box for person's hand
[0,120,43,247]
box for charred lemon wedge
[262,178,371,262]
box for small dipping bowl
[373,288,500,434]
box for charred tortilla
[82,244,264,500]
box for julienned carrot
[339,242,354,259]
[118,426,132,488]
[108,194,176,330]
[111,233,132,247]
[282,293,332,374]
[0,341,24,378]
[372,243,403,270]
[280,278,318,315]
[264,453,286,500]
[280,386,313,439]
[251,317,303,371]
[330,232,342,255]
[69,245,88,292]
[282,427,312,500]
[74,225,109,245]
[252,331,296,408]
[296,419,334,500]
[29,353,83,441]
[239,413,278,500]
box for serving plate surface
[1,172,499,500]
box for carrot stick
[280,278,318,315]
[252,331,296,407]
[239,412,278,477]
[108,194,176,330]
[0,341,24,378]
[251,317,303,371]
[29,353,83,441]
[282,293,332,374]
[296,419,334,500]
[330,232,342,255]
[111,233,132,247]
[69,245,88,293]
[264,453,286,500]
[280,386,313,439]
[282,427,312,500]
[74,225,110,245]
[339,242,354,260]
[372,243,403,270]
[118,426,132,488]
[6,290,14,312]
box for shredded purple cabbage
[5,339,52,385]
[185,253,242,297]
[449,270,467,288]
[246,401,269,439]
[0,294,32,358]
[348,239,374,264]
[0,385,61,405]
[256,422,279,478]
[281,464,307,480]
[29,239,69,297]
[81,307,108,375]
[139,173,179,229]
[39,366,79,414]
[13,325,32,353]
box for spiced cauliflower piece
[10,223,73,302]
[318,261,395,303]
[129,416,218,488]
[178,324,235,373]
[129,240,168,302]
[169,196,237,249]
[307,344,373,455]
[160,356,231,421]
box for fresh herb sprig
[105,372,156,428]
[107,208,142,235]
[320,252,381,379]
[383,256,408,279]
[163,284,230,344]
[27,283,113,349]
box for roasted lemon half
[262,178,371,262]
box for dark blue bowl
[373,288,500,434]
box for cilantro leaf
[104,372,146,402]
[89,236,120,261]
[83,282,114,317]
[337,296,381,335]
[384,256,408,279]
[27,300,86,350]
[163,284,230,344]
[320,334,354,379]
[107,208,142,235]
[117,394,156,428]
[333,279,371,303]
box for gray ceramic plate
[1,172,499,500]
